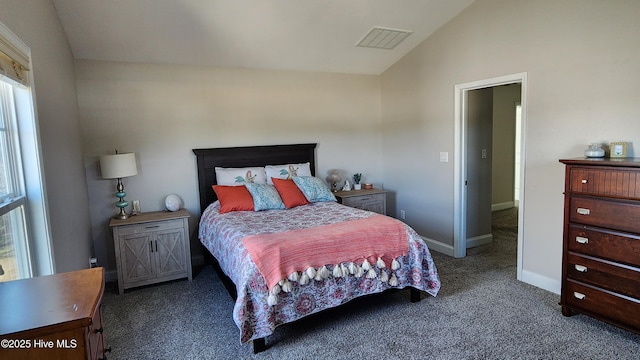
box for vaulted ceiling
[52,0,475,75]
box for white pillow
[265,162,312,184]
[215,167,266,186]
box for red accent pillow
[272,178,309,208]
[212,185,254,213]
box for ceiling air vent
[356,27,413,50]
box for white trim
[454,72,528,282]
[466,233,493,249]
[420,236,454,257]
[15,85,54,276]
[521,269,561,295]
[453,84,466,258]
[491,201,514,212]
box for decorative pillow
[272,178,309,209]
[212,185,254,213]
[265,162,312,184]
[215,166,266,186]
[244,183,286,211]
[292,176,336,203]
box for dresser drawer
[567,224,640,266]
[117,218,184,235]
[340,193,386,214]
[340,193,384,207]
[569,196,640,233]
[564,280,640,332]
[570,167,640,199]
[566,253,640,299]
[87,305,105,360]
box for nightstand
[334,188,387,215]
[110,209,192,295]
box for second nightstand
[334,188,387,215]
[110,209,192,295]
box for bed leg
[410,287,421,303]
[253,338,266,353]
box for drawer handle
[574,264,588,273]
[581,179,588,184]
[576,208,590,215]
[573,292,586,300]
[575,236,589,244]
[145,225,160,229]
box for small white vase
[584,143,605,158]
[354,184,362,190]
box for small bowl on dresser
[363,183,373,189]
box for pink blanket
[242,214,408,291]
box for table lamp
[100,152,138,219]
[326,169,341,193]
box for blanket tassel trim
[267,257,401,306]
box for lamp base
[114,213,129,220]
[113,178,130,219]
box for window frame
[0,20,54,278]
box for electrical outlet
[89,257,98,268]
[400,210,406,219]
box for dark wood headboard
[192,143,317,213]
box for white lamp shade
[100,153,138,179]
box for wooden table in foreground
[0,267,108,360]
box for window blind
[0,22,30,86]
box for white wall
[0,0,91,273]
[380,0,640,292]
[76,60,383,273]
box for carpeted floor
[101,208,640,359]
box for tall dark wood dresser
[559,158,640,334]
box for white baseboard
[466,233,493,248]
[420,236,455,257]
[492,202,514,211]
[520,269,561,295]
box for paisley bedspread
[198,201,440,343]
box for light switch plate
[439,152,449,162]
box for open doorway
[453,73,527,282]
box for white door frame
[453,72,527,281]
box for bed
[193,143,440,353]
